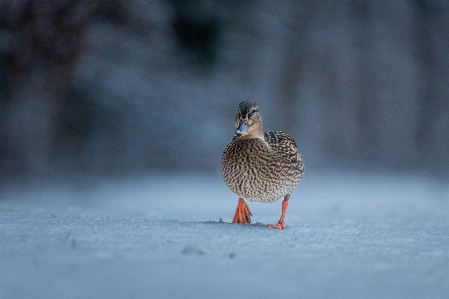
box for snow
[1,170,449,299]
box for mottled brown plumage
[221,101,304,229]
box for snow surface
[1,170,449,299]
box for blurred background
[1,0,448,183]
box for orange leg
[233,197,252,224]
[267,195,290,229]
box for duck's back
[221,130,304,202]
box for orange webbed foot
[266,195,289,230]
[233,197,252,224]
[267,222,285,230]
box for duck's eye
[247,110,257,118]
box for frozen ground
[1,170,449,299]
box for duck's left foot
[267,222,285,229]
[266,195,289,230]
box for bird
[221,101,304,229]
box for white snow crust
[1,171,448,299]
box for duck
[221,101,304,229]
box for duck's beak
[235,120,249,137]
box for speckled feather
[221,102,304,203]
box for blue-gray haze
[0,0,448,181]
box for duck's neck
[241,131,264,140]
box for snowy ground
[1,170,449,299]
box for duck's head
[234,101,263,139]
